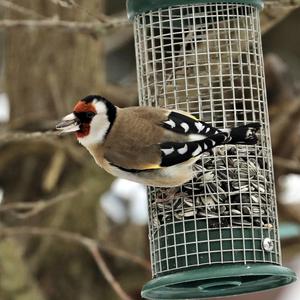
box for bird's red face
[73,101,97,138]
[56,99,97,138]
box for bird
[56,95,260,187]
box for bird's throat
[76,124,90,138]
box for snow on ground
[0,93,9,123]
[100,179,148,225]
[280,174,300,204]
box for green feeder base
[142,263,297,300]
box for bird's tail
[223,123,261,145]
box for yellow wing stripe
[174,109,199,120]
[142,164,162,170]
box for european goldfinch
[56,95,260,187]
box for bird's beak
[56,113,80,134]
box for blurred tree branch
[262,0,300,33]
[0,130,90,168]
[265,0,300,5]
[0,226,150,300]
[0,17,129,36]
[48,0,77,8]
[0,1,145,299]
[0,191,151,271]
[47,0,111,22]
[0,0,298,37]
[0,0,44,18]
[0,188,84,218]
[0,130,58,144]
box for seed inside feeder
[150,145,275,233]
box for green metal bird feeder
[127,0,297,299]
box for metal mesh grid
[133,3,280,277]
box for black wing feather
[162,111,221,136]
[160,133,228,167]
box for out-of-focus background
[0,1,300,300]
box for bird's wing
[104,133,227,172]
[159,133,227,167]
[123,106,221,136]
[162,110,221,136]
[103,107,225,172]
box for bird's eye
[86,112,95,119]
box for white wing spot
[211,140,216,146]
[192,145,202,156]
[180,122,189,133]
[246,129,252,137]
[195,122,204,133]
[165,119,176,128]
[178,144,188,155]
[161,147,174,156]
[203,143,208,150]
[205,127,210,133]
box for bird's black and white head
[56,95,116,146]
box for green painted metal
[127,0,263,19]
[153,220,278,276]
[142,264,297,299]
[142,220,297,299]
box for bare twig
[0,129,89,167]
[258,0,300,34]
[0,129,96,169]
[101,244,151,271]
[42,150,66,192]
[0,18,129,35]
[87,242,135,300]
[0,202,150,269]
[48,0,76,8]
[264,0,300,5]
[0,226,148,300]
[0,0,298,37]
[0,188,84,218]
[48,0,110,22]
[0,0,44,18]
[0,130,58,144]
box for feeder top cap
[127,0,263,19]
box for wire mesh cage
[128,0,296,299]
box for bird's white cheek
[78,115,110,147]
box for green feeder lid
[127,0,263,19]
[142,263,296,299]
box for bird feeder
[127,0,297,299]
